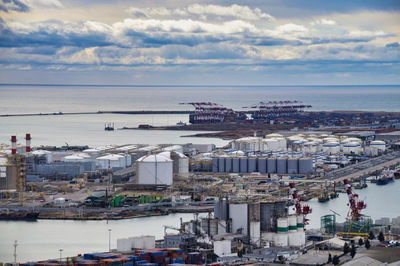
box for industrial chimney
[25,133,31,153]
[11,135,17,155]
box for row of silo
[212,156,313,175]
[270,215,306,248]
[260,201,287,232]
[230,136,287,152]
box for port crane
[342,179,367,237]
[243,100,312,118]
[289,183,312,227]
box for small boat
[176,121,186,126]
[105,122,114,131]
[376,171,395,185]
[318,196,330,202]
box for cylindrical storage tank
[277,158,287,174]
[248,157,257,173]
[276,138,287,150]
[371,140,386,151]
[218,157,225,172]
[288,232,302,247]
[258,158,267,174]
[225,157,232,173]
[220,198,228,220]
[297,215,304,232]
[267,158,276,173]
[232,157,240,173]
[287,159,298,174]
[274,233,288,247]
[214,199,220,219]
[299,158,313,174]
[288,215,297,232]
[239,157,248,173]
[277,217,288,233]
[212,157,219,172]
[136,154,173,185]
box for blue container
[135,261,148,265]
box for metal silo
[214,199,220,219]
[232,157,240,173]
[225,157,232,173]
[239,157,248,173]
[248,202,260,222]
[287,158,298,174]
[299,158,313,174]
[277,158,287,174]
[248,157,257,173]
[267,158,276,173]
[218,157,225,172]
[219,198,228,220]
[258,157,267,173]
[212,157,219,172]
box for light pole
[108,229,112,252]
[13,240,18,265]
[59,249,63,262]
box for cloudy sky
[0,0,399,85]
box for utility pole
[13,240,18,265]
[108,229,112,252]
[59,249,63,263]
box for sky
[0,0,399,85]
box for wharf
[0,110,193,117]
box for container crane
[180,102,246,124]
[244,100,312,119]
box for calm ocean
[0,84,399,146]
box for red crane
[289,183,312,227]
[343,179,366,232]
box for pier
[0,110,193,117]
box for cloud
[312,19,337,25]
[128,4,274,21]
[0,0,30,12]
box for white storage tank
[276,137,287,151]
[322,142,340,154]
[297,215,304,232]
[277,217,288,233]
[96,154,125,169]
[343,142,361,155]
[370,140,386,151]
[136,154,173,185]
[274,233,288,247]
[288,215,297,232]
[63,154,86,163]
[288,232,303,247]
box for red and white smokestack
[25,133,31,153]
[11,135,17,155]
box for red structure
[244,100,312,119]
[343,179,366,222]
[289,183,312,226]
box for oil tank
[287,159,298,174]
[239,157,248,173]
[218,157,225,172]
[212,158,219,172]
[277,158,287,174]
[225,157,232,173]
[232,157,240,173]
[258,157,267,174]
[299,158,313,174]
[248,157,257,173]
[267,158,276,173]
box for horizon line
[0,83,399,87]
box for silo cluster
[211,156,313,175]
